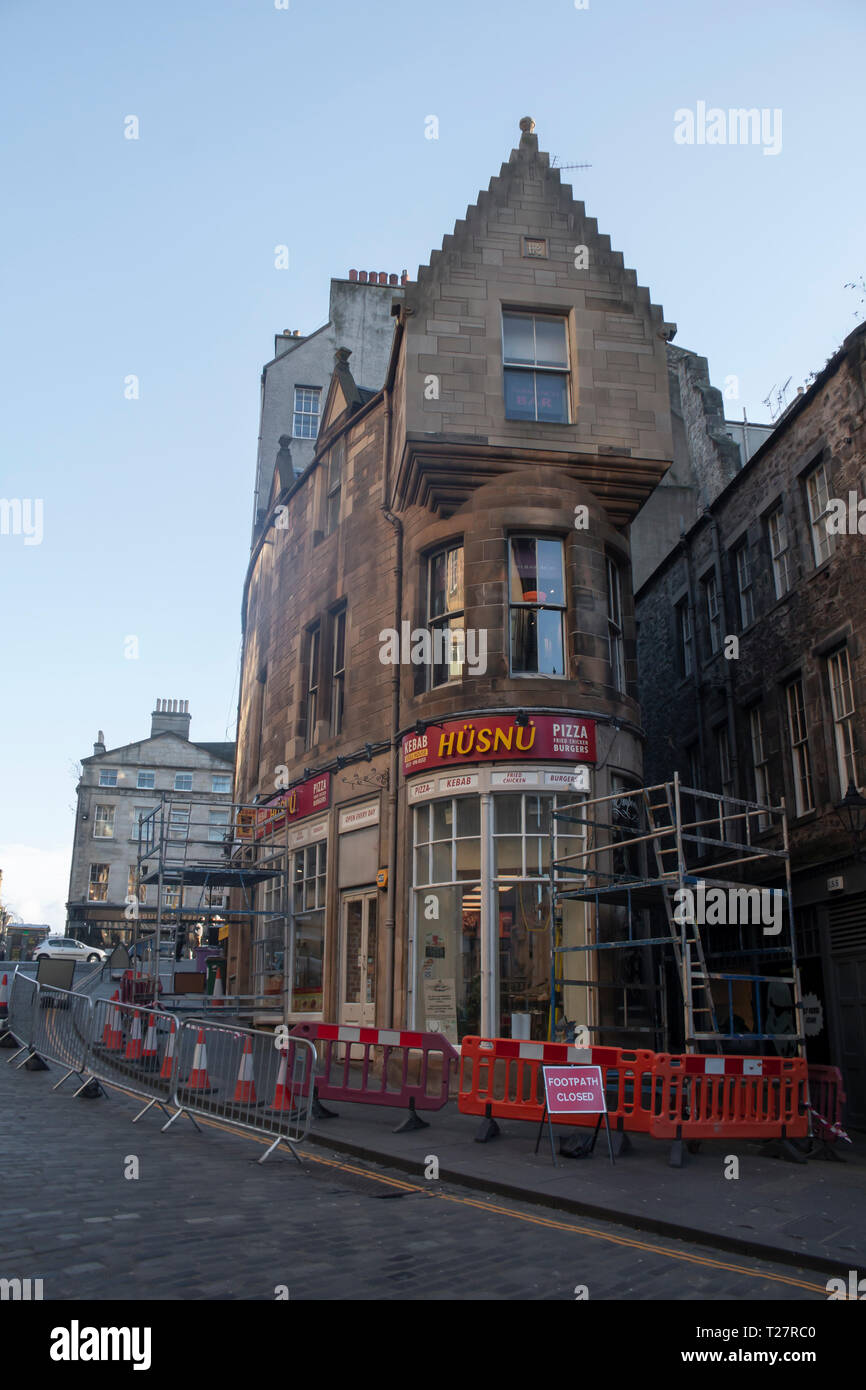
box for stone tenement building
[66,701,235,947]
[251,273,404,539]
[636,323,866,1125]
[229,119,679,1043]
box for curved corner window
[509,536,565,675]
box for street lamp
[835,781,866,857]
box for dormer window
[502,311,570,423]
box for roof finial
[519,116,535,136]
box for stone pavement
[0,1052,839,1301]
[299,1095,866,1273]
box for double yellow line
[99,1079,828,1296]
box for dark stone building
[636,323,866,1124]
[229,119,678,1043]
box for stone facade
[636,323,866,1123]
[231,122,676,1044]
[252,275,404,537]
[66,701,235,944]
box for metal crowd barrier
[89,995,183,1121]
[5,970,40,1063]
[5,975,315,1163]
[30,984,95,1092]
[290,1022,459,1131]
[163,1019,316,1162]
[458,1036,657,1148]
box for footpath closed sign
[543,1064,606,1114]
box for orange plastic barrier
[650,1053,809,1142]
[458,1037,658,1135]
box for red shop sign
[401,714,596,777]
[254,773,331,839]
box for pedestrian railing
[5,969,40,1064]
[164,1019,316,1162]
[4,973,313,1164]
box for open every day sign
[542,1064,606,1114]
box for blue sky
[1,0,862,926]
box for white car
[35,937,106,964]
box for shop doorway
[339,890,377,1028]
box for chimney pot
[401,271,408,285]
[349,269,358,281]
[389,273,397,286]
[378,272,386,284]
[358,271,367,283]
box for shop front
[403,714,598,1042]
[250,773,330,1015]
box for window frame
[292,385,321,440]
[785,677,815,816]
[804,459,834,567]
[827,647,858,793]
[426,543,465,689]
[324,437,344,535]
[93,804,116,839]
[174,772,193,792]
[98,768,118,787]
[137,770,155,790]
[88,863,110,902]
[212,774,232,794]
[331,606,347,736]
[703,571,722,654]
[305,623,321,751]
[606,555,625,693]
[767,504,791,599]
[749,705,771,829]
[734,540,755,629]
[677,598,694,677]
[501,309,571,424]
[507,534,567,678]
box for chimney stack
[151,699,191,740]
[93,729,106,755]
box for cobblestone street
[0,1058,832,1302]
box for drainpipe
[709,515,740,796]
[381,388,400,1029]
[681,537,707,778]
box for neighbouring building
[630,345,774,590]
[251,273,405,539]
[636,323,866,1124]
[229,118,680,1043]
[66,700,235,947]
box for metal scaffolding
[549,774,805,1056]
[134,797,290,1005]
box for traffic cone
[182,1029,213,1091]
[160,1020,176,1081]
[141,1013,159,1069]
[124,1010,143,1061]
[211,973,224,1007]
[232,1036,258,1104]
[267,1048,297,1113]
[104,995,123,1051]
[0,973,8,1019]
